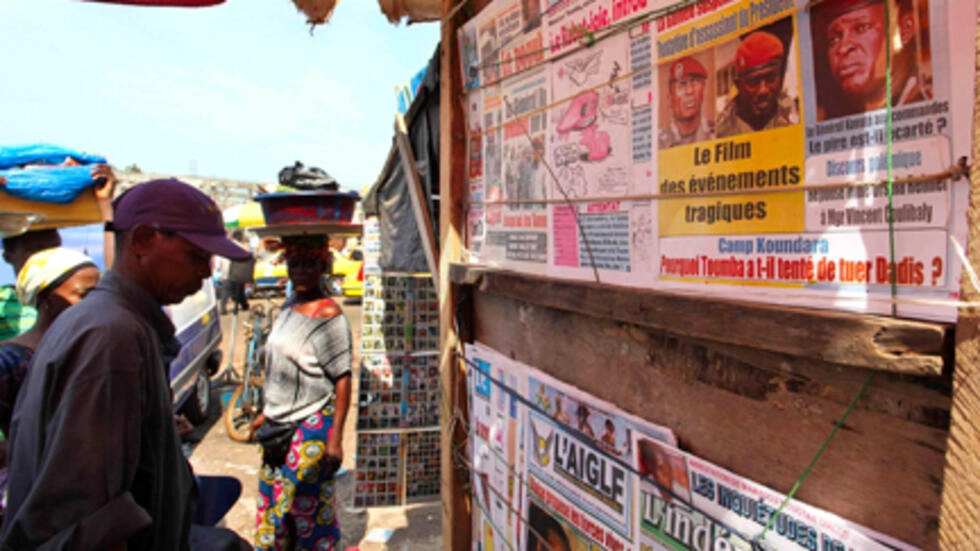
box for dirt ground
[185,297,442,550]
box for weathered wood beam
[471,291,947,549]
[450,263,947,376]
[440,1,471,550]
[395,113,440,293]
[937,13,980,547]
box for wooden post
[938,20,980,548]
[395,113,441,293]
[439,1,471,550]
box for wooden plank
[439,1,472,549]
[472,291,947,549]
[450,263,947,375]
[395,113,441,294]
[937,21,980,548]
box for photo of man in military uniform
[811,0,932,121]
[716,30,800,138]
[658,56,715,149]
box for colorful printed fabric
[0,287,35,343]
[256,406,340,551]
[0,342,34,435]
[0,341,33,519]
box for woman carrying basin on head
[254,234,352,551]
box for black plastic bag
[277,161,340,191]
[256,419,300,467]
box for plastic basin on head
[255,191,360,226]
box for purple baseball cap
[108,178,251,261]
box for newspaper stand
[434,1,980,550]
[352,217,443,508]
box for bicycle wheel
[224,383,261,443]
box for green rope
[761,6,897,544]
[758,371,876,542]
[582,29,596,48]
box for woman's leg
[285,408,341,550]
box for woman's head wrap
[16,247,97,307]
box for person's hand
[0,176,6,186]
[323,441,343,477]
[250,413,266,431]
[91,164,117,203]
[91,164,118,224]
[175,414,194,438]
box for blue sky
[0,0,439,191]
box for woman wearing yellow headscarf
[0,247,99,460]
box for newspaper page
[467,343,528,551]
[522,357,677,550]
[652,0,970,321]
[547,33,656,285]
[460,0,977,323]
[467,89,487,258]
[633,431,903,550]
[478,0,554,273]
[486,65,551,272]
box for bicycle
[224,302,278,442]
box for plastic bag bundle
[0,144,105,170]
[2,165,102,205]
[277,161,340,191]
[0,144,107,205]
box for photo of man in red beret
[716,29,800,138]
[811,0,932,121]
[658,56,716,149]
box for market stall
[432,0,980,549]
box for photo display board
[458,0,977,322]
[354,217,442,507]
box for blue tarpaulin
[0,144,107,204]
[0,144,105,170]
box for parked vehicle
[165,280,223,424]
[251,247,363,297]
[342,261,364,298]
[331,247,363,297]
[250,249,288,297]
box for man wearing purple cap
[659,56,715,149]
[2,179,251,550]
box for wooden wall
[439,4,977,551]
[464,282,951,549]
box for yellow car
[341,262,363,298]
[251,248,362,297]
[331,248,364,298]
[251,250,288,296]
